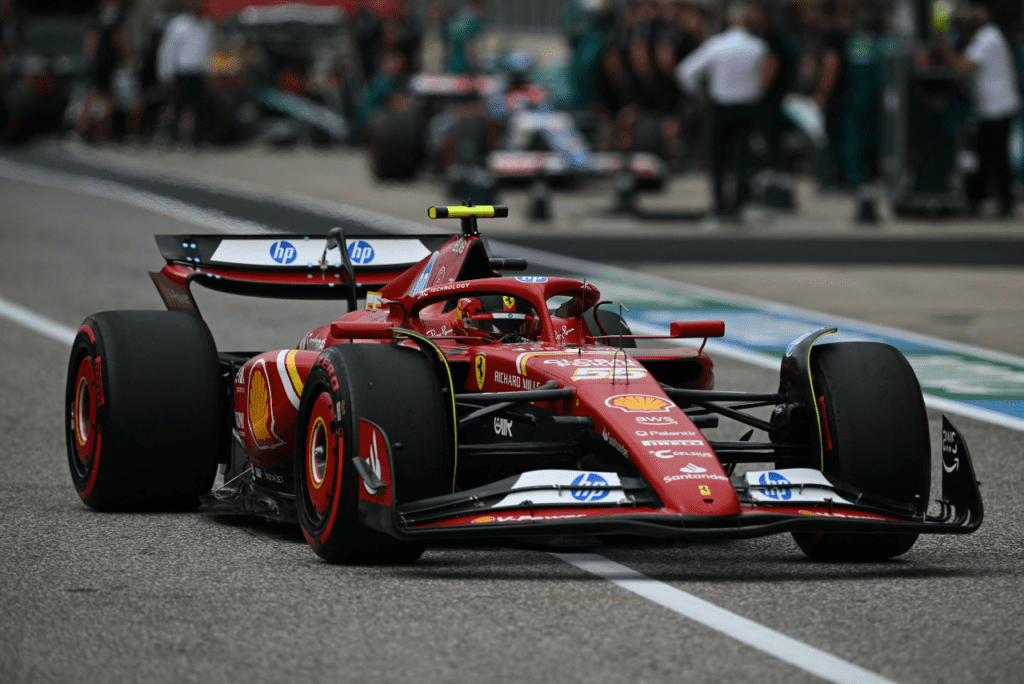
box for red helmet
[455,296,539,341]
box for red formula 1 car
[66,205,983,564]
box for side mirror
[670,321,725,339]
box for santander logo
[679,463,707,473]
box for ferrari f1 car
[66,205,982,564]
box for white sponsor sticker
[663,473,729,483]
[210,238,430,267]
[636,430,696,437]
[492,470,623,508]
[744,468,853,505]
[635,416,678,426]
[641,439,705,446]
[650,450,713,459]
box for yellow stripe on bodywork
[389,330,459,493]
[285,350,304,397]
[805,329,836,471]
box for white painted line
[5,154,1021,432]
[0,158,272,236]
[38,146,1024,368]
[58,142,440,237]
[553,552,899,684]
[0,295,77,347]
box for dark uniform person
[841,8,887,223]
[678,4,771,220]
[939,3,1021,218]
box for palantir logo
[571,472,610,502]
[348,240,375,265]
[758,471,792,501]
[269,240,297,264]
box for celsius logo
[758,471,792,500]
[269,241,297,264]
[571,472,610,502]
[348,240,375,264]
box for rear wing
[150,232,451,313]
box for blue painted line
[498,244,1024,432]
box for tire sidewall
[64,311,223,511]
[294,351,359,558]
[66,323,108,505]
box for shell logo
[249,368,272,441]
[471,516,496,524]
[604,394,674,413]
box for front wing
[357,416,982,542]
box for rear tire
[370,110,424,180]
[792,342,929,561]
[66,311,223,511]
[295,343,448,564]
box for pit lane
[1,147,1022,684]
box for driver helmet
[455,296,539,340]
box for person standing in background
[814,0,852,192]
[939,2,1020,218]
[841,4,887,223]
[157,0,212,148]
[445,0,485,74]
[677,3,773,221]
[754,2,799,209]
[76,0,129,143]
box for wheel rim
[304,391,339,519]
[72,356,97,468]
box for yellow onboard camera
[428,204,508,236]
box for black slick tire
[793,342,930,561]
[66,311,223,511]
[370,110,424,180]
[294,343,448,564]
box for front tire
[294,343,449,564]
[793,342,930,561]
[66,311,223,511]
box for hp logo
[348,240,375,265]
[571,472,610,502]
[758,471,792,501]
[269,241,297,264]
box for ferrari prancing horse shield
[475,355,486,389]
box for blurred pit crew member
[677,3,774,220]
[76,0,129,142]
[156,0,213,148]
[937,2,1021,218]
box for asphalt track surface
[2,150,1023,684]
